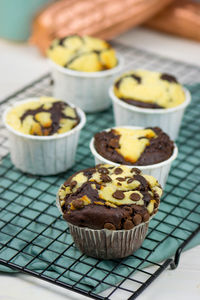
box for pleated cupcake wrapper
[3,99,86,175]
[49,55,124,113]
[67,221,150,259]
[89,130,178,188]
[56,190,155,259]
[109,87,191,140]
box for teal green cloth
[0,84,200,294]
[0,0,52,41]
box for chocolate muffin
[6,97,79,136]
[57,164,162,259]
[94,127,174,166]
[48,34,118,72]
[114,70,185,109]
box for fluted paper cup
[90,126,178,188]
[50,55,124,113]
[109,86,191,140]
[3,98,86,175]
[68,221,150,259]
[56,191,156,259]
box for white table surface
[0,27,200,300]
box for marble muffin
[94,127,174,166]
[114,70,185,109]
[6,97,80,136]
[47,34,118,72]
[58,164,162,230]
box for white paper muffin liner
[56,191,155,259]
[109,87,191,140]
[3,98,86,175]
[89,126,178,188]
[49,55,124,113]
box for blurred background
[0,0,200,98]
[1,0,200,48]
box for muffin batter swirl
[6,97,79,136]
[58,165,162,230]
[94,127,174,166]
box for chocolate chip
[117,182,122,186]
[160,73,177,83]
[100,174,112,183]
[109,138,119,148]
[114,167,123,175]
[133,214,142,226]
[127,178,134,184]
[123,206,133,214]
[112,190,124,200]
[130,168,141,174]
[143,212,150,222]
[154,192,160,200]
[98,167,109,174]
[116,177,125,181]
[132,204,145,214]
[123,219,134,230]
[154,201,159,208]
[83,168,96,179]
[104,223,116,230]
[130,193,140,201]
[70,181,77,189]
[72,199,84,209]
[142,191,152,203]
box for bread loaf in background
[30,0,174,55]
[146,0,200,42]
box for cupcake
[3,97,86,175]
[48,34,123,112]
[109,70,191,140]
[57,164,162,259]
[90,126,178,187]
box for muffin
[6,96,80,136]
[90,126,178,187]
[47,34,118,72]
[109,70,191,140]
[3,97,86,175]
[57,164,162,259]
[48,34,123,112]
[114,70,185,109]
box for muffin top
[114,70,185,109]
[58,164,162,230]
[94,127,174,166]
[6,97,79,136]
[47,34,117,72]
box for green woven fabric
[0,84,200,294]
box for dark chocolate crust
[59,165,161,230]
[94,127,174,166]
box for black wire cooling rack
[0,43,200,300]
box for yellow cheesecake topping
[6,97,79,136]
[113,128,156,163]
[59,164,162,214]
[114,70,185,108]
[48,34,118,72]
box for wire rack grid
[0,43,200,300]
